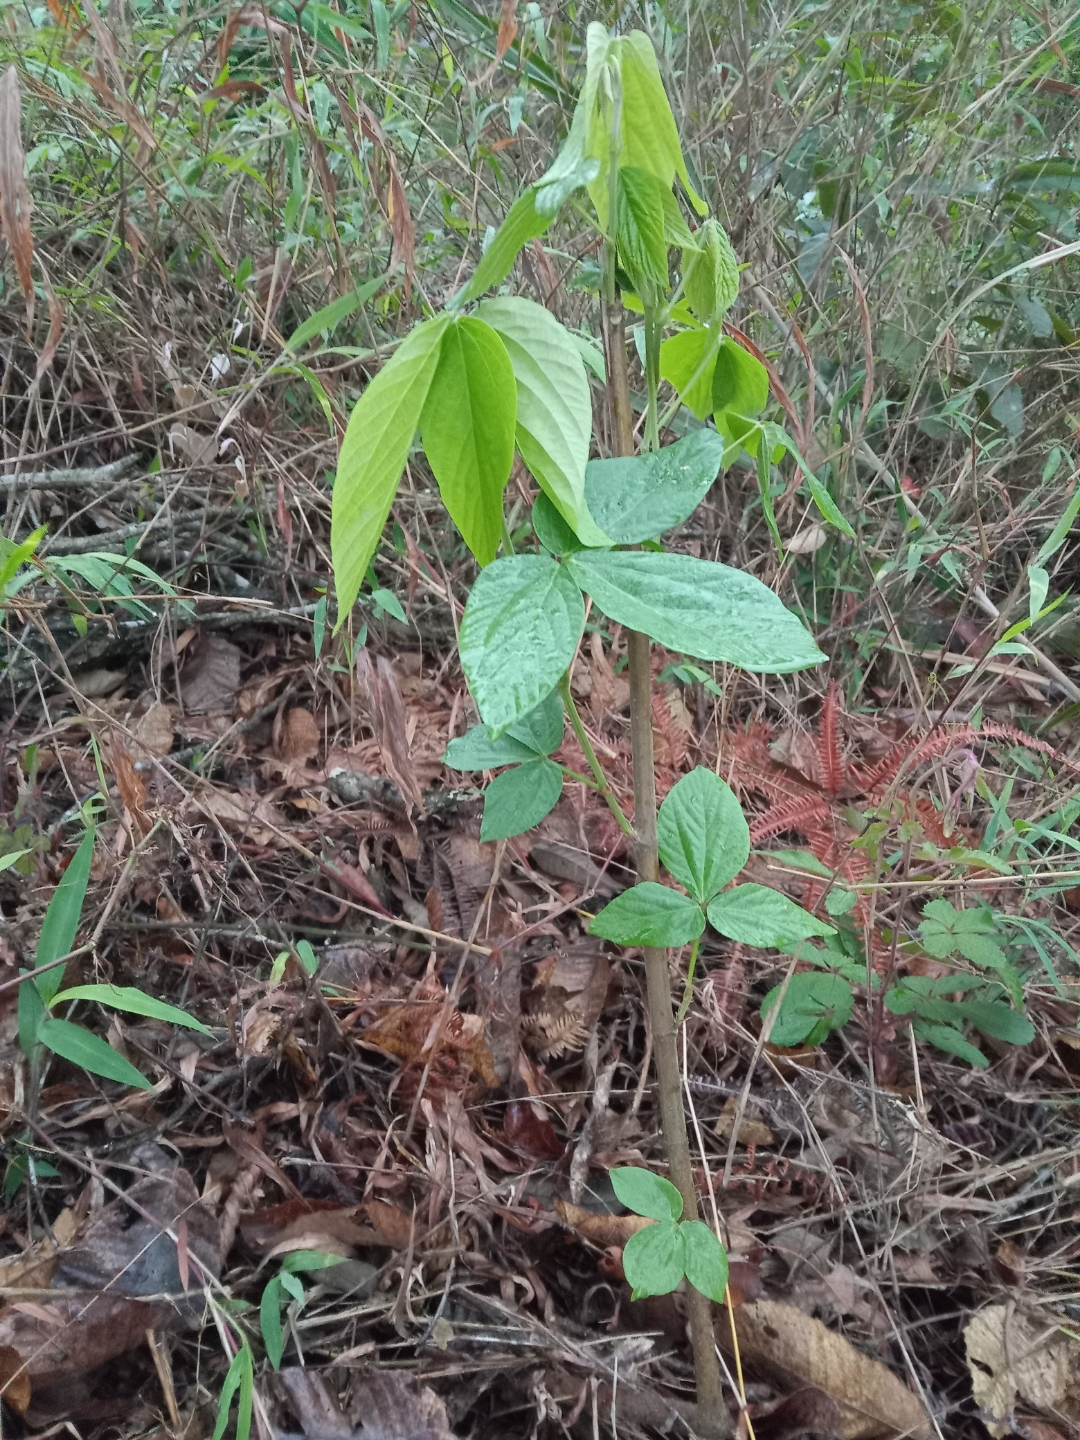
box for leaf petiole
[556,672,634,836]
[675,934,701,1028]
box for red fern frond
[854,720,1077,795]
[749,792,833,844]
[817,681,845,796]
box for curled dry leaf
[180,634,241,714]
[786,523,828,555]
[0,67,33,327]
[555,1200,654,1249]
[132,702,174,759]
[733,1299,933,1440]
[355,649,424,813]
[0,1294,173,1383]
[965,1305,1080,1432]
[0,1343,30,1414]
[279,706,321,763]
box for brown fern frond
[749,792,833,844]
[854,720,1076,795]
[818,680,844,796]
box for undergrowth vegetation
[0,0,1079,1437]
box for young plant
[260,1250,346,1370]
[328,24,832,1427]
[610,1167,728,1304]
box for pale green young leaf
[448,189,550,310]
[284,275,385,352]
[657,769,749,903]
[712,337,770,422]
[477,297,608,546]
[584,430,724,543]
[1028,564,1049,625]
[280,1250,349,1274]
[761,972,852,1046]
[611,1166,683,1221]
[565,550,826,673]
[659,328,719,421]
[622,1220,684,1300]
[616,166,668,292]
[1035,484,1080,566]
[680,1221,729,1303]
[684,219,739,324]
[331,316,450,621]
[51,984,212,1035]
[589,882,705,948]
[0,525,46,595]
[370,0,389,68]
[803,469,856,539]
[37,1017,154,1090]
[260,1274,285,1370]
[459,555,584,735]
[0,849,31,872]
[36,825,96,1004]
[481,759,562,840]
[707,884,835,948]
[420,317,516,566]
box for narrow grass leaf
[50,984,212,1035]
[37,1018,153,1090]
[35,825,95,1003]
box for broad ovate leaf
[332,315,449,620]
[761,972,853,1047]
[480,758,563,840]
[420,316,516,566]
[684,219,739,324]
[657,768,749,904]
[477,297,608,546]
[622,1220,685,1300]
[565,550,826,673]
[459,554,584,735]
[659,328,719,421]
[589,882,705,948]
[444,726,538,770]
[610,1166,683,1221]
[713,337,770,458]
[707,884,835,949]
[680,1221,729,1303]
[584,430,724,543]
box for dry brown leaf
[786,524,828,555]
[35,272,62,378]
[364,1200,413,1250]
[181,634,241,713]
[754,1387,844,1440]
[0,67,33,327]
[0,1294,171,1381]
[0,1246,58,1292]
[0,1343,30,1414]
[494,0,518,60]
[715,1097,774,1147]
[965,1305,1080,1431]
[555,1200,654,1249]
[279,707,320,763]
[133,702,174,759]
[355,649,424,812]
[348,1368,456,1439]
[109,742,152,835]
[734,1299,933,1440]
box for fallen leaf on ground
[555,1200,654,1249]
[279,706,320,762]
[733,1298,933,1439]
[132,702,174,758]
[0,1246,59,1291]
[0,1343,30,1413]
[181,634,241,713]
[355,648,424,812]
[753,1386,844,1440]
[965,1305,1080,1433]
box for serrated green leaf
[611,1166,683,1220]
[533,492,586,556]
[589,882,705,948]
[679,1220,729,1302]
[584,431,724,544]
[50,984,212,1035]
[481,758,563,840]
[36,825,96,1005]
[956,934,1009,969]
[38,1017,153,1090]
[565,550,825,674]
[616,166,669,292]
[622,1220,685,1299]
[331,316,449,621]
[707,884,835,949]
[284,275,386,352]
[657,769,749,903]
[659,328,719,421]
[761,972,853,1047]
[444,727,537,770]
[684,219,739,324]
[420,316,516,566]
[912,1019,988,1067]
[460,555,584,735]
[477,297,608,547]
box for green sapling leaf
[706,884,835,948]
[480,758,563,840]
[589,882,705,948]
[657,769,749,904]
[584,430,725,544]
[610,1166,683,1220]
[679,1220,729,1303]
[761,972,853,1047]
[683,219,739,324]
[622,1221,684,1300]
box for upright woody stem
[601,285,726,1435]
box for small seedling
[610,1167,728,1303]
[259,1250,346,1370]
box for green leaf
[50,984,212,1035]
[584,430,725,544]
[312,595,327,658]
[565,551,825,673]
[912,1019,988,1068]
[684,219,739,324]
[477,297,608,546]
[37,1017,154,1090]
[420,316,516,566]
[589,882,705,948]
[449,189,551,310]
[459,556,584,736]
[331,316,449,621]
[0,849,31,873]
[370,0,389,67]
[803,469,856,539]
[36,825,96,1004]
[761,972,853,1047]
[610,1166,683,1221]
[284,275,386,352]
[1028,564,1050,626]
[622,1220,685,1300]
[18,974,45,1059]
[657,769,749,904]
[533,492,586,556]
[260,1275,285,1370]
[680,1220,729,1303]
[659,328,719,421]
[444,728,538,770]
[713,338,770,456]
[616,166,669,292]
[1035,484,1080,566]
[707,884,835,949]
[213,1341,254,1440]
[957,1001,1034,1046]
[506,687,565,754]
[279,1250,349,1274]
[0,525,45,595]
[295,940,318,975]
[481,758,563,840]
